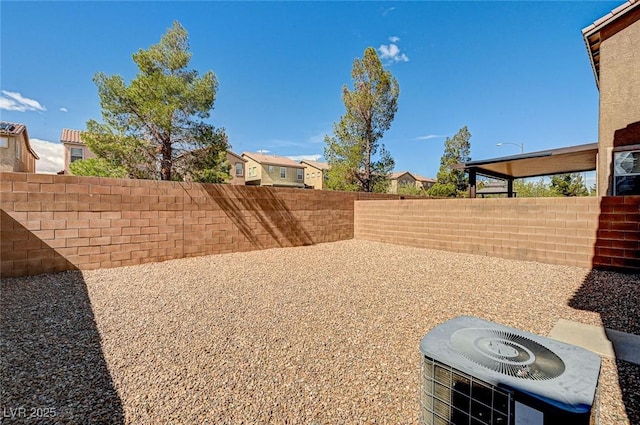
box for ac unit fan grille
[420,356,513,425]
[450,328,566,380]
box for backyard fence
[1,172,638,277]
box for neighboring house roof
[390,171,414,180]
[242,152,304,168]
[227,150,247,162]
[0,121,40,159]
[582,0,640,88]
[300,159,329,171]
[413,173,436,183]
[60,128,84,144]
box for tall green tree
[75,21,229,181]
[69,157,128,178]
[428,126,471,197]
[550,173,589,197]
[324,47,399,193]
[513,178,555,197]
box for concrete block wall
[355,196,639,272]
[0,172,407,278]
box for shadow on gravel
[0,271,124,424]
[569,269,640,424]
[204,184,313,248]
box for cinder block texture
[354,196,639,272]
[1,173,406,277]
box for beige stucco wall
[303,165,325,189]
[0,133,36,173]
[262,165,304,187]
[226,153,246,185]
[244,157,304,187]
[64,142,96,174]
[597,17,640,195]
[389,174,416,194]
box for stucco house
[388,171,436,193]
[389,171,417,194]
[0,122,39,173]
[300,159,329,189]
[242,152,305,188]
[583,0,640,195]
[60,128,96,174]
[226,151,247,185]
[413,173,437,191]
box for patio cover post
[469,168,477,198]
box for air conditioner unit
[419,316,601,425]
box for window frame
[613,149,640,196]
[0,136,8,148]
[297,169,304,180]
[235,163,244,177]
[70,147,84,163]
[280,167,287,179]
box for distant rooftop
[242,152,304,168]
[300,159,329,170]
[0,121,39,159]
[0,121,25,135]
[60,128,84,144]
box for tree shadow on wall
[568,195,640,424]
[203,184,313,249]
[0,212,124,424]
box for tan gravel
[1,239,638,424]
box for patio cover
[454,143,598,197]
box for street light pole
[496,142,524,153]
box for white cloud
[389,36,400,43]
[414,134,446,141]
[60,107,68,112]
[286,154,322,162]
[378,43,409,63]
[0,91,46,112]
[30,138,64,174]
[382,7,395,16]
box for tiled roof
[0,121,39,159]
[300,159,329,170]
[242,152,303,168]
[0,122,26,135]
[60,128,84,144]
[227,150,247,162]
[413,173,436,183]
[390,171,412,180]
[390,171,436,182]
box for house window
[269,165,275,173]
[235,163,244,177]
[280,167,287,179]
[70,147,83,163]
[0,137,7,148]
[249,167,257,177]
[297,169,303,180]
[15,140,21,159]
[613,150,640,195]
[306,173,310,178]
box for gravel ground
[1,239,638,424]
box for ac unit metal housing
[419,316,601,425]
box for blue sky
[1,1,618,178]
